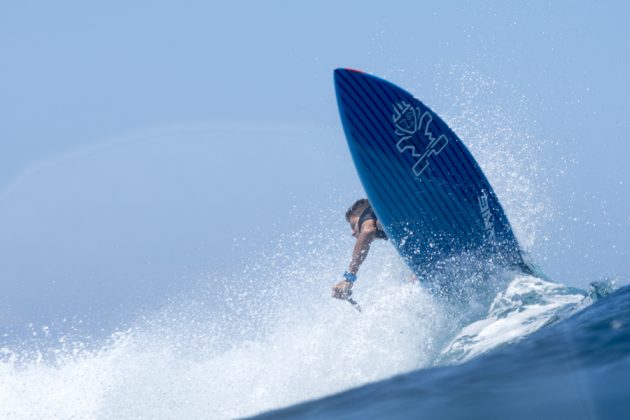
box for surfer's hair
[345,198,370,221]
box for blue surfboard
[334,68,528,281]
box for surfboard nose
[333,68,344,81]
[334,68,363,87]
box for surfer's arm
[347,225,377,275]
[332,221,377,299]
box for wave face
[258,283,630,419]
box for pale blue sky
[1,1,628,332]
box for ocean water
[259,281,630,419]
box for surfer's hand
[332,280,353,299]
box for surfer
[332,199,388,299]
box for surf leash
[346,297,362,312]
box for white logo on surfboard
[392,101,449,177]
[478,189,497,244]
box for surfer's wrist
[343,271,357,283]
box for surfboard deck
[334,68,527,280]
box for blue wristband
[343,271,357,283]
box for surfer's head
[346,198,370,237]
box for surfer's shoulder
[358,218,378,234]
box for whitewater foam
[439,275,587,364]
[1,240,455,419]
